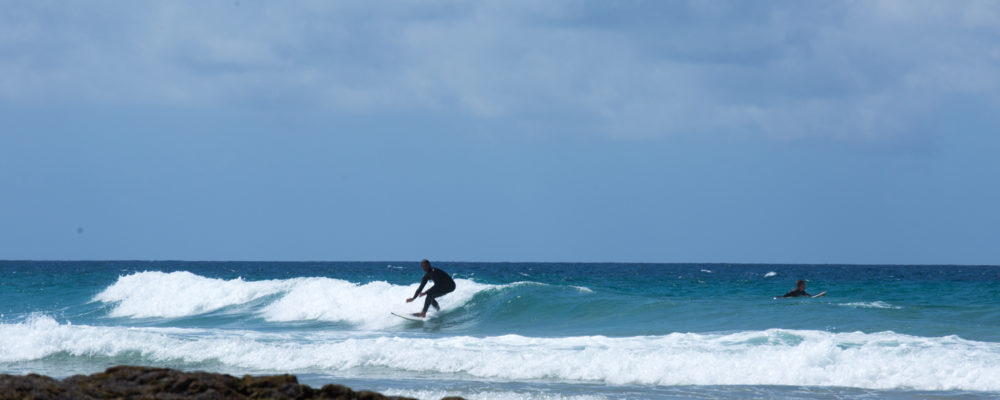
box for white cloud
[1,0,997,145]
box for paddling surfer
[778,279,812,298]
[405,259,456,317]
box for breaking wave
[2,316,999,392]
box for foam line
[3,316,999,392]
[838,301,902,309]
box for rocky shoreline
[0,366,464,400]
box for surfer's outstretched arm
[406,272,431,302]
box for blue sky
[2,1,998,264]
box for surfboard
[391,311,426,322]
[811,291,827,298]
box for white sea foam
[764,271,777,277]
[384,389,607,400]
[94,271,498,329]
[260,277,492,329]
[3,316,999,392]
[94,271,294,318]
[839,301,902,309]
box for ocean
[1,261,998,399]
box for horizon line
[2,259,997,267]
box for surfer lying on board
[779,279,812,297]
[405,259,456,317]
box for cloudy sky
[2,1,998,264]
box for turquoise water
[2,261,999,399]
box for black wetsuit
[413,267,456,313]
[781,289,812,298]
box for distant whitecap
[839,301,901,310]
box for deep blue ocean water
[1,261,998,399]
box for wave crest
[94,271,293,318]
[94,271,500,329]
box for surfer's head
[421,259,432,272]
[796,280,806,290]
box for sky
[1,1,999,264]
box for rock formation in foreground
[0,365,465,400]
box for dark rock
[0,373,68,399]
[0,366,465,400]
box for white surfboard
[391,311,426,322]
[811,291,827,298]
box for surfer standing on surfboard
[779,279,812,298]
[405,259,456,317]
